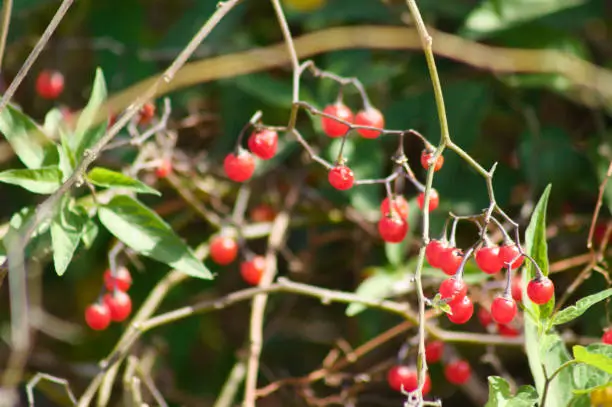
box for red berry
[386,366,431,395]
[328,165,354,190]
[155,160,172,178]
[477,306,493,328]
[138,102,156,125]
[444,360,471,385]
[425,239,448,269]
[380,195,409,219]
[378,215,409,243]
[498,243,524,270]
[103,291,132,322]
[84,302,111,331]
[439,247,463,276]
[475,245,503,274]
[224,151,256,182]
[420,150,444,172]
[321,103,353,138]
[491,296,517,324]
[241,256,265,286]
[248,129,278,160]
[36,70,64,99]
[447,295,473,324]
[527,277,554,305]
[425,340,444,364]
[354,107,384,139]
[417,189,439,212]
[511,275,523,302]
[439,277,468,305]
[497,323,520,337]
[601,328,612,345]
[104,267,132,292]
[210,236,239,265]
[250,204,276,222]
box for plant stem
[540,360,579,407]
[0,0,12,71]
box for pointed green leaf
[98,195,211,279]
[572,344,612,392]
[0,104,54,169]
[43,108,65,138]
[0,166,63,194]
[552,288,612,326]
[50,199,87,276]
[73,68,108,158]
[87,167,160,195]
[485,376,538,407]
[81,219,99,249]
[574,345,612,375]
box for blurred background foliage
[0,0,611,406]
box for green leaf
[50,199,87,276]
[346,268,401,317]
[574,345,612,374]
[98,195,211,279]
[572,344,612,392]
[73,68,108,158]
[523,184,553,317]
[485,376,538,407]
[81,219,99,249]
[552,288,612,326]
[0,166,63,194]
[87,167,160,195]
[43,108,66,138]
[0,104,54,169]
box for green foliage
[0,167,63,194]
[485,376,539,407]
[73,68,109,159]
[50,198,88,276]
[552,288,612,326]
[572,345,612,393]
[98,195,211,279]
[86,167,160,195]
[573,345,612,375]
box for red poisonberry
[420,150,444,172]
[36,70,64,99]
[498,243,524,270]
[602,328,612,345]
[425,340,445,364]
[491,296,517,324]
[477,306,493,328]
[526,277,555,305]
[425,239,448,269]
[210,236,239,266]
[378,215,409,243]
[250,204,276,222]
[138,102,156,125]
[321,103,354,138]
[103,291,132,322]
[248,129,278,160]
[224,150,256,182]
[387,366,431,395]
[417,189,439,212]
[497,323,521,337]
[84,302,111,331]
[241,256,266,286]
[439,277,468,305]
[155,159,172,178]
[439,247,464,276]
[380,195,409,219]
[354,107,384,139]
[104,266,132,292]
[444,360,472,385]
[447,295,474,324]
[475,245,504,274]
[511,275,523,302]
[328,165,354,190]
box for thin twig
[0,0,12,70]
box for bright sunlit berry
[425,239,448,269]
[447,295,473,324]
[248,129,278,160]
[36,70,64,99]
[527,277,555,305]
[417,189,439,212]
[354,107,384,139]
[224,150,256,182]
[104,267,132,292]
[378,215,408,243]
[387,365,431,395]
[420,150,444,172]
[475,245,503,274]
[491,296,517,324]
[103,291,132,322]
[499,243,524,270]
[439,277,468,305]
[380,195,409,219]
[328,165,354,190]
[210,236,239,266]
[439,247,463,276]
[85,302,111,331]
[321,103,353,138]
[241,256,266,285]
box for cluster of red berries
[223,129,279,183]
[36,70,64,100]
[387,341,472,396]
[427,238,555,325]
[209,235,266,286]
[84,267,133,331]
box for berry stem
[523,253,545,280]
[402,163,426,192]
[234,111,263,153]
[453,246,475,280]
[449,217,459,247]
[503,265,513,298]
